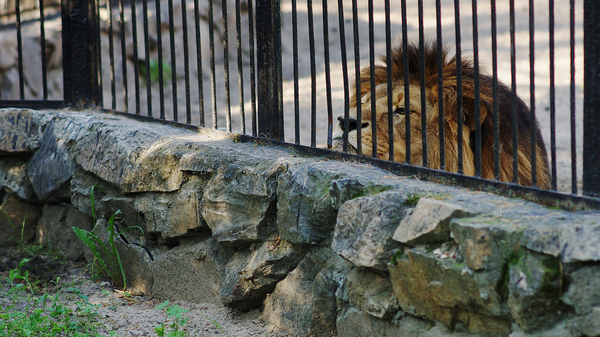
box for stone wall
[1,107,600,337]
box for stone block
[450,218,524,271]
[345,267,399,319]
[0,194,42,245]
[388,247,510,335]
[0,157,36,201]
[201,164,281,246]
[393,198,473,245]
[0,109,37,153]
[151,237,231,304]
[332,191,406,271]
[221,235,304,311]
[507,249,568,332]
[36,204,92,261]
[562,264,600,315]
[336,308,437,337]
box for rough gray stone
[276,164,342,246]
[562,265,600,315]
[336,307,437,337]
[0,109,37,153]
[507,249,568,332]
[393,198,472,245]
[566,306,600,337]
[263,249,346,337]
[113,233,155,294]
[388,246,511,335]
[201,164,281,246]
[346,267,399,319]
[0,193,42,245]
[450,218,524,271]
[332,191,406,271]
[135,176,210,240]
[151,237,232,304]
[36,204,92,261]
[0,157,36,201]
[221,235,304,311]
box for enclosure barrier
[0,0,599,204]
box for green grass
[0,259,103,337]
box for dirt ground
[0,246,292,336]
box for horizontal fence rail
[1,0,599,203]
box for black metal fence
[1,0,599,205]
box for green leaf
[155,300,170,310]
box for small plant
[154,300,191,337]
[0,203,28,249]
[404,193,421,206]
[139,59,173,86]
[73,185,144,290]
[0,259,102,336]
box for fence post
[584,0,600,197]
[61,0,102,108]
[256,0,283,140]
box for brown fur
[334,42,550,189]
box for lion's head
[332,42,550,189]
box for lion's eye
[394,107,406,115]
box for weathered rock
[276,164,342,246]
[450,218,524,271]
[393,198,472,245]
[135,176,210,240]
[336,307,439,337]
[346,267,399,319]
[566,306,600,337]
[201,164,281,246]
[152,237,232,304]
[113,234,155,294]
[263,250,347,337]
[0,156,36,201]
[332,191,406,271]
[221,235,304,311]
[0,193,42,245]
[520,214,600,263]
[562,264,600,315]
[507,249,568,332]
[0,109,37,153]
[36,204,92,261]
[388,246,511,335]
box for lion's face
[332,82,436,165]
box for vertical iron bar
[385,0,393,161]
[156,0,166,119]
[209,0,218,128]
[352,0,361,155]
[454,0,463,174]
[39,0,48,100]
[95,0,103,105]
[419,0,427,167]
[143,0,153,116]
[256,0,283,139]
[529,0,537,186]
[570,0,577,194]
[402,0,409,163]
[490,0,500,179]
[549,0,557,190]
[437,0,444,170]
[15,0,24,99]
[510,0,518,183]
[323,0,333,149]
[61,0,102,107]
[168,0,178,121]
[119,0,129,112]
[338,0,350,153]
[369,0,378,158]
[182,0,192,124]
[194,0,205,126]
[131,0,141,114]
[235,0,245,133]
[472,0,482,177]
[108,0,117,110]
[248,0,257,136]
[222,0,232,131]
[583,0,600,196]
[308,0,317,147]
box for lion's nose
[337,116,369,132]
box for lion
[332,42,551,189]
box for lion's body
[332,42,551,189]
